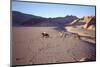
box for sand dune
[65,26,95,43]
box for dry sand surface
[12,27,96,65]
[65,26,96,44]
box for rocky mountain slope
[12,11,78,27]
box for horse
[41,32,49,38]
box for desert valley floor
[12,27,96,65]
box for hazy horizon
[12,1,96,18]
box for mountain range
[12,11,78,27]
[12,11,96,31]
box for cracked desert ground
[12,27,96,65]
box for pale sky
[12,1,96,18]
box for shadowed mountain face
[12,11,47,26]
[12,11,78,27]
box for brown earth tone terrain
[12,11,96,65]
[12,27,96,65]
